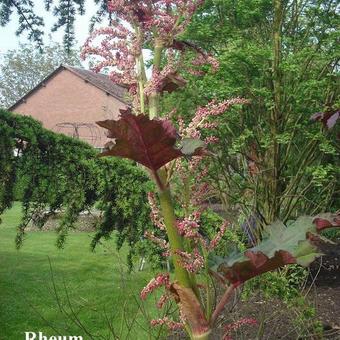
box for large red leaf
[217,249,297,285]
[210,216,339,286]
[97,109,204,171]
[97,110,179,171]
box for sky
[0,0,100,57]
[0,0,153,75]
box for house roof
[8,64,129,110]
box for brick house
[9,65,129,149]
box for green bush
[242,265,308,302]
[0,109,153,268]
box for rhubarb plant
[81,1,340,339]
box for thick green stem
[133,26,146,114]
[149,94,160,119]
[145,36,193,287]
[201,246,212,320]
[192,331,211,340]
[138,78,145,114]
[136,31,147,114]
[158,187,192,288]
[146,37,201,334]
[153,41,163,70]
[149,42,163,119]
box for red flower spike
[223,318,257,340]
[97,110,205,172]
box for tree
[0,108,153,269]
[0,0,110,51]
[0,41,81,108]
[162,0,339,231]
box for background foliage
[0,41,81,108]
[162,0,339,235]
[1,0,338,260]
[0,109,153,269]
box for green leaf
[210,216,339,286]
[178,138,205,156]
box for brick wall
[12,69,126,148]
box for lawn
[0,203,163,340]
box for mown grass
[0,203,164,340]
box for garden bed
[221,242,340,339]
[170,241,340,339]
[26,210,102,232]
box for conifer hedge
[0,109,152,268]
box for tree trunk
[266,0,284,223]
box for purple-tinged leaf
[310,109,339,129]
[96,109,205,171]
[326,111,339,129]
[97,110,181,171]
[162,73,187,93]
